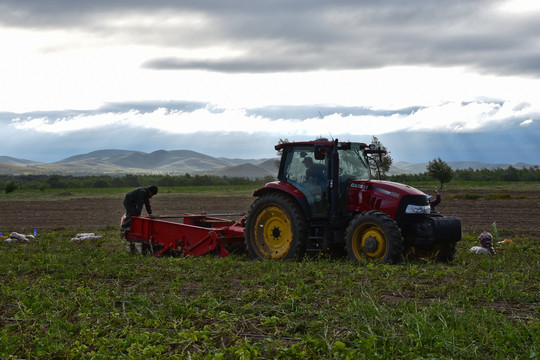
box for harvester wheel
[245,192,307,260]
[345,211,403,264]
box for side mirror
[314,145,326,160]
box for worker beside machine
[121,185,158,230]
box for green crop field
[1,231,538,359]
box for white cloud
[497,0,540,13]
[10,99,538,139]
[520,119,533,126]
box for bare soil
[2,189,539,240]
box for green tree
[275,138,290,156]
[427,157,453,189]
[368,136,393,177]
[4,180,19,194]
[92,179,109,188]
[275,138,290,169]
[37,182,48,192]
[123,174,140,187]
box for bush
[4,180,19,194]
[93,179,109,188]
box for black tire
[409,212,458,263]
[345,211,403,264]
[435,242,457,262]
[245,192,307,260]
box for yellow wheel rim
[351,222,387,261]
[254,205,293,259]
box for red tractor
[244,139,461,263]
[124,139,461,264]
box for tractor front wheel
[245,193,307,260]
[345,211,403,264]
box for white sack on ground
[470,246,492,255]
[70,233,102,242]
[5,232,30,243]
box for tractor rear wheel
[245,192,307,260]
[345,211,403,264]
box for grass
[3,181,540,202]
[1,230,538,359]
[0,185,257,202]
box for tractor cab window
[338,148,370,182]
[282,146,327,185]
[281,146,328,218]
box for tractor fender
[252,181,312,220]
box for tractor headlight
[405,204,431,214]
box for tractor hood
[346,180,429,218]
[366,180,426,196]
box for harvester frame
[124,213,246,257]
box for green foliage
[0,174,275,191]
[276,138,290,157]
[4,180,19,193]
[386,165,540,183]
[368,136,393,177]
[426,157,454,189]
[0,230,538,359]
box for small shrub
[4,180,18,194]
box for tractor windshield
[338,148,371,182]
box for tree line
[3,164,538,194]
[385,165,540,184]
[1,174,275,193]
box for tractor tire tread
[345,210,404,264]
[245,192,307,260]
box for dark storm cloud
[1,0,539,76]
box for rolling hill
[0,150,276,177]
[0,149,537,178]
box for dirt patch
[1,196,254,234]
[433,189,540,240]
[2,189,539,240]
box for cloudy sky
[1,0,539,164]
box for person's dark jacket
[429,194,441,210]
[124,187,152,215]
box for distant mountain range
[0,150,537,178]
[0,150,279,178]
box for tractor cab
[276,139,372,220]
